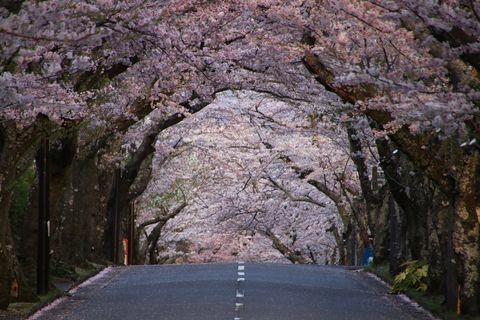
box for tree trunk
[142,203,187,264]
[453,152,480,314]
[0,119,43,308]
[147,222,164,264]
[372,186,391,264]
[104,113,186,261]
[263,229,308,264]
[0,187,13,309]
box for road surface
[30,263,434,320]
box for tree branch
[266,175,326,208]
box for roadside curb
[363,270,439,320]
[27,266,114,320]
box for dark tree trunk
[141,203,187,264]
[372,186,392,265]
[264,229,308,264]
[388,194,406,275]
[452,152,480,314]
[0,117,50,309]
[104,113,186,261]
[147,222,164,264]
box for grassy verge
[364,263,480,320]
[7,262,105,318]
[7,288,62,318]
[364,262,393,283]
[74,262,105,284]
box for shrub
[391,260,429,294]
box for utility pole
[113,168,120,266]
[37,138,50,295]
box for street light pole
[37,138,50,295]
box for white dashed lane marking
[234,261,245,320]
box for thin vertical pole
[37,138,50,294]
[128,201,135,265]
[446,203,458,312]
[113,169,120,266]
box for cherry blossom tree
[134,91,359,265]
[0,0,479,314]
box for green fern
[391,260,429,294]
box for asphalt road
[30,263,434,320]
